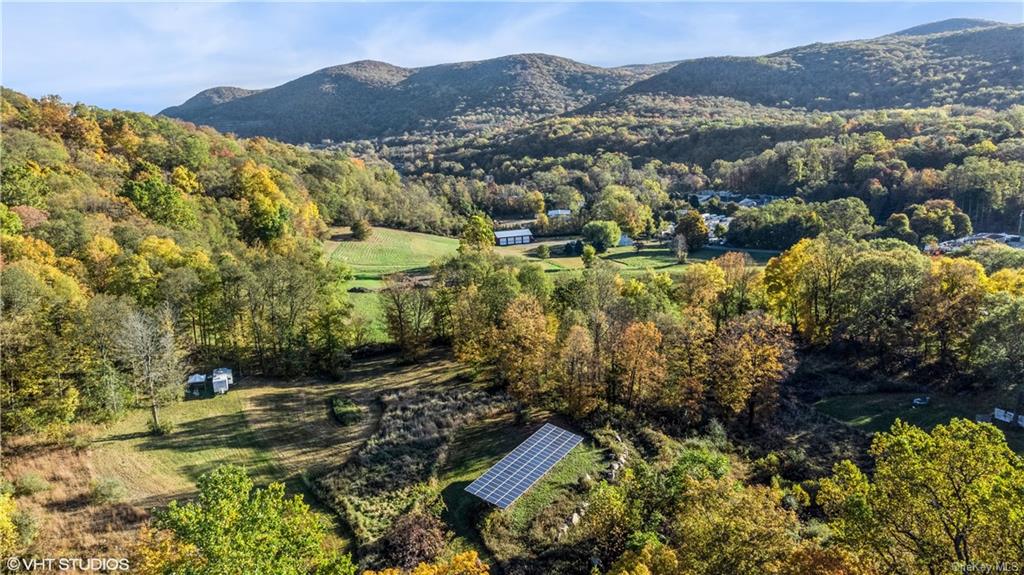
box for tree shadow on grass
[442,479,490,546]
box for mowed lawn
[816,391,1024,453]
[602,243,780,271]
[91,391,284,503]
[324,227,459,341]
[327,226,459,280]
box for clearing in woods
[325,226,459,280]
[815,390,1024,453]
[325,227,460,341]
[4,353,466,557]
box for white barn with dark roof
[495,228,533,246]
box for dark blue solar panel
[465,423,583,509]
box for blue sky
[3,2,1021,113]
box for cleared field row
[327,226,459,279]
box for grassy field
[816,391,1024,453]
[91,392,284,502]
[4,353,469,556]
[324,228,778,341]
[326,226,459,280]
[325,227,460,342]
[602,243,779,271]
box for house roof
[494,229,533,239]
[547,209,571,216]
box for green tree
[458,214,494,254]
[904,199,972,242]
[0,204,23,235]
[880,212,918,245]
[582,220,621,253]
[592,185,654,236]
[820,419,1024,574]
[142,465,356,575]
[674,209,708,253]
[120,163,196,228]
[969,292,1024,387]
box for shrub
[674,447,730,480]
[581,245,596,267]
[14,473,50,497]
[351,218,372,241]
[536,244,550,259]
[12,511,37,548]
[331,397,363,426]
[380,511,447,569]
[90,477,127,504]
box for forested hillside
[408,104,1024,232]
[0,87,466,434]
[161,21,1023,145]
[161,55,675,143]
[615,23,1024,111]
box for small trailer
[212,367,233,388]
[186,374,208,398]
[185,368,234,398]
[211,372,230,395]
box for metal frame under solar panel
[465,423,583,509]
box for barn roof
[494,228,533,239]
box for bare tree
[117,304,185,432]
[379,274,433,358]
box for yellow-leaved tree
[362,551,489,575]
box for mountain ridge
[161,20,1024,143]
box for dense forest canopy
[161,55,676,143]
[618,24,1024,111]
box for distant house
[495,228,533,246]
[737,198,759,208]
[546,209,572,218]
[618,234,634,247]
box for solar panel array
[465,423,583,509]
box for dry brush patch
[1,435,146,559]
[318,388,516,547]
